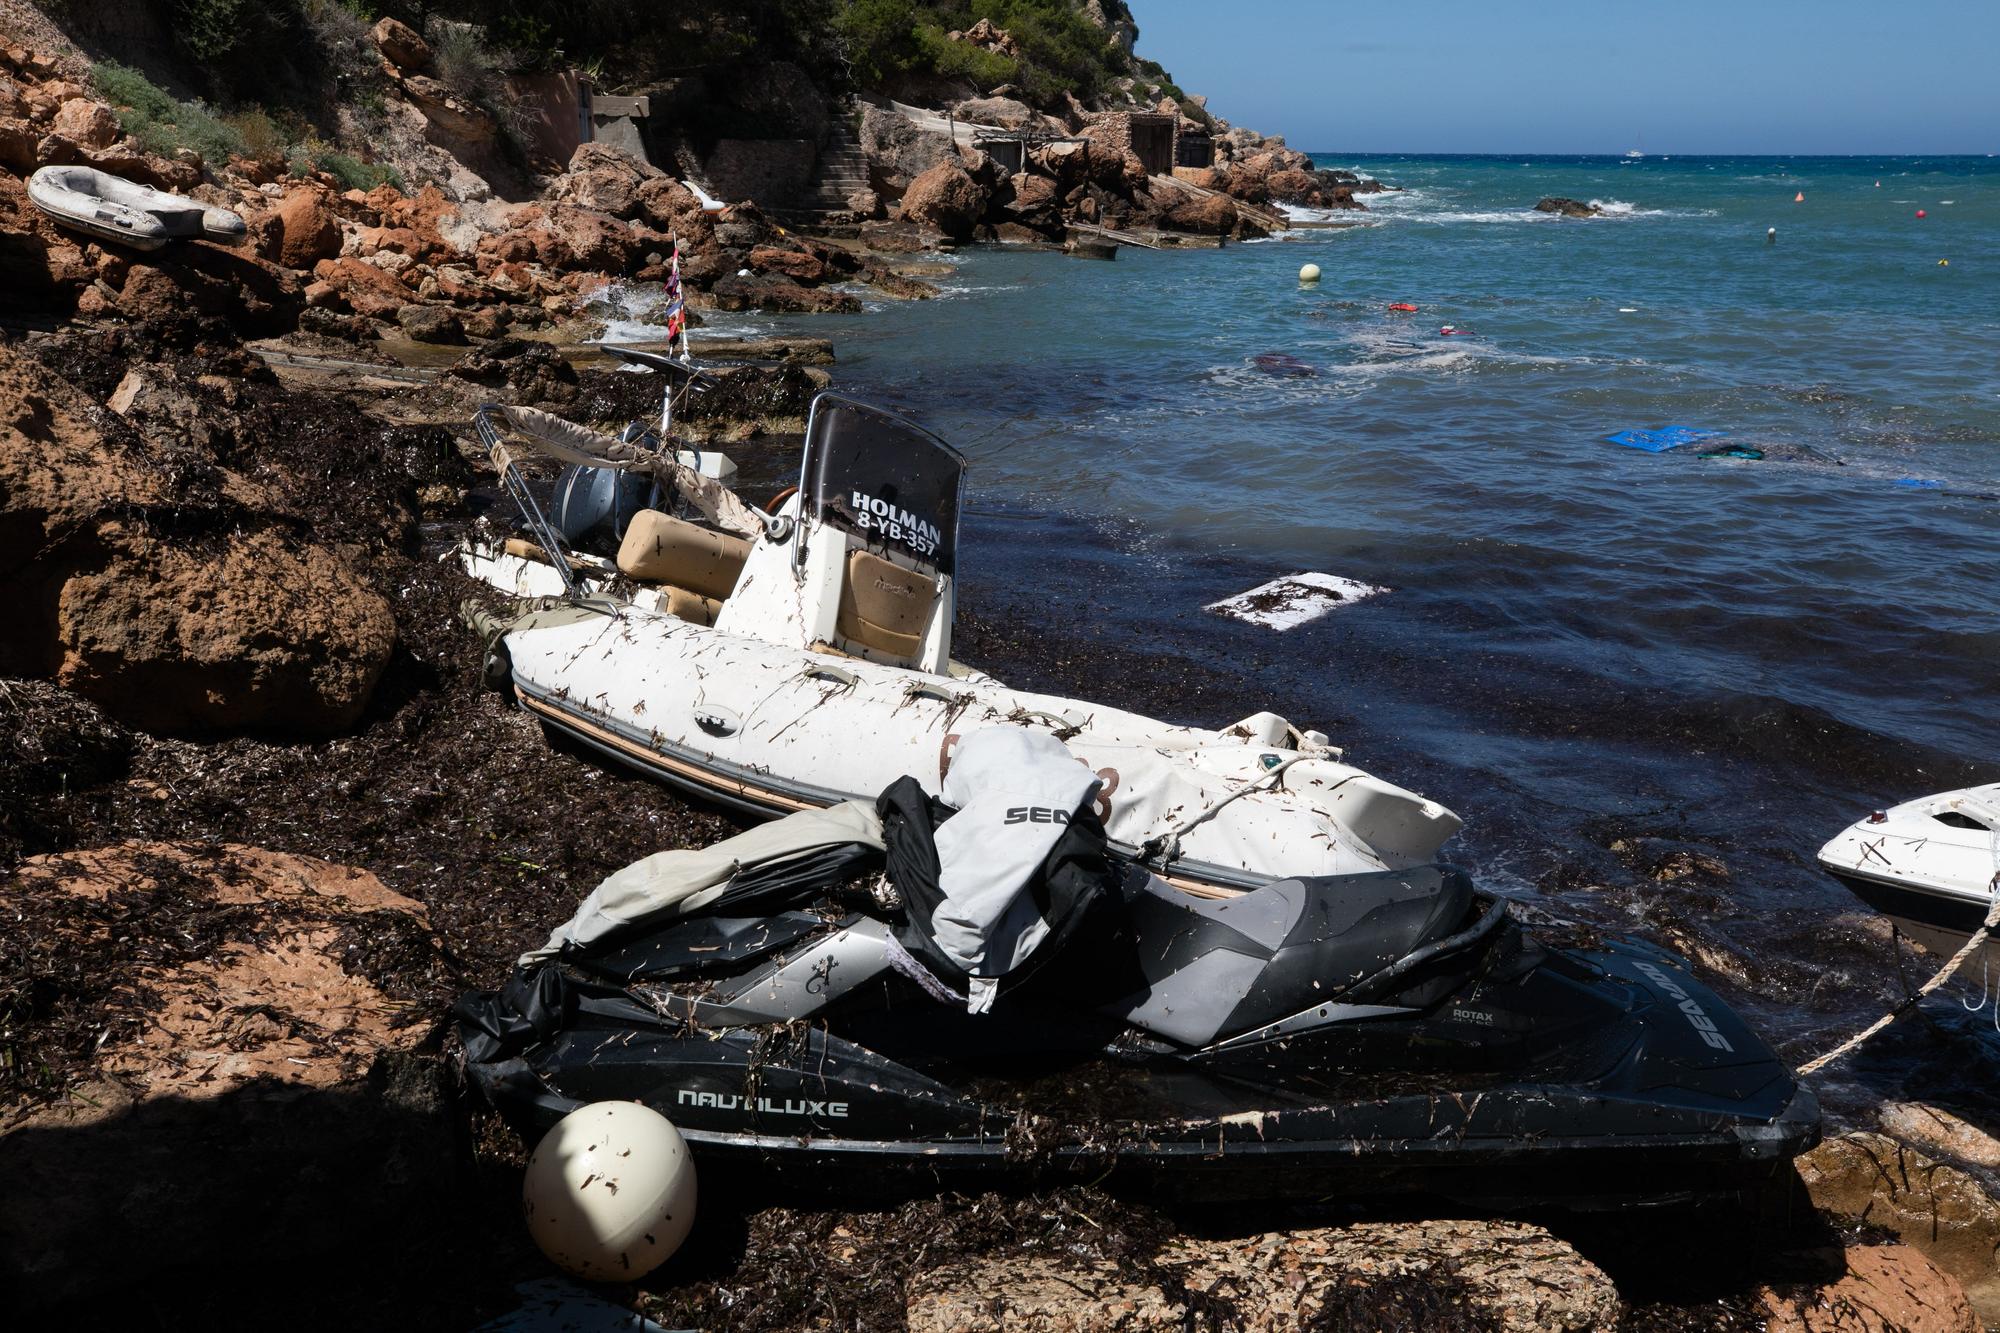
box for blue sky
[1132,0,1999,154]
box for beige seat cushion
[663,586,722,627]
[836,549,937,660]
[617,510,749,600]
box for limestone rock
[953,95,1036,129]
[370,16,433,73]
[1759,1245,1979,1333]
[860,103,958,197]
[1798,1131,2000,1322]
[898,159,988,240]
[552,141,659,220]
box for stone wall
[702,139,817,211]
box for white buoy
[1767,227,1777,243]
[523,1102,697,1282]
[1298,262,1321,283]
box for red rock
[1163,191,1239,236]
[34,131,79,166]
[311,256,409,319]
[749,245,827,284]
[1760,1245,1979,1333]
[709,272,861,314]
[539,204,639,273]
[50,98,116,149]
[0,115,34,172]
[354,225,429,260]
[898,159,987,240]
[303,279,337,308]
[370,16,432,72]
[274,188,342,269]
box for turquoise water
[676,155,2000,1102]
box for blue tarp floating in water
[1605,425,1729,453]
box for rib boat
[456,349,1460,898]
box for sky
[1130,0,2000,155]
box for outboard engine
[550,463,660,558]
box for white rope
[1799,862,2000,1077]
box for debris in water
[1205,572,1388,630]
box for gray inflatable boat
[28,164,246,251]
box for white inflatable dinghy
[457,364,1461,899]
[28,164,246,251]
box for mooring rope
[1798,871,2000,1077]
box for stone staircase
[772,102,873,229]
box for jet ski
[456,349,1459,897]
[457,729,1818,1205]
[1818,782,2000,966]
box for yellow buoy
[1938,258,1950,266]
[1298,263,1321,283]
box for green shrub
[88,60,246,165]
[914,22,1018,90]
[288,139,403,191]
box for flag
[663,240,686,348]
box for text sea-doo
[458,730,1818,1205]
[458,355,1459,896]
[1818,782,2000,965]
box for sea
[611,154,2000,1121]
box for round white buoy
[1298,263,1321,283]
[523,1102,697,1282]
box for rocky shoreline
[4,11,2000,1333]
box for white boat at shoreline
[1819,783,2000,964]
[456,352,1461,897]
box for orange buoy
[1387,302,1417,312]
[1794,191,1805,203]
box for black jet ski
[457,733,1817,1206]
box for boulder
[0,842,454,1314]
[1162,190,1239,236]
[54,521,397,735]
[370,16,432,73]
[748,244,827,284]
[859,103,958,197]
[394,303,463,344]
[1758,1245,1980,1333]
[906,1219,1620,1332]
[952,95,1036,129]
[898,159,988,240]
[275,187,343,268]
[552,141,658,220]
[50,98,116,150]
[312,255,410,319]
[1535,196,1601,218]
[538,203,640,273]
[0,115,35,172]
[1797,1131,2000,1322]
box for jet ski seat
[1114,866,1485,1048]
[616,509,750,617]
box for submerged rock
[1535,196,1601,218]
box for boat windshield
[800,394,965,575]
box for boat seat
[662,586,723,627]
[835,549,938,661]
[617,510,749,601]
